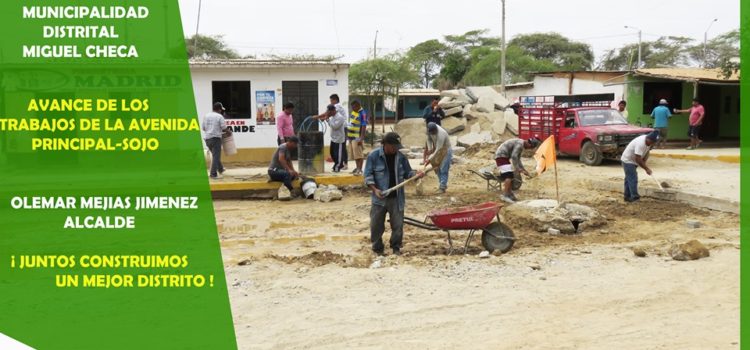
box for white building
[190,59,350,162]
[503,71,628,107]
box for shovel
[381,164,433,198]
[648,174,670,190]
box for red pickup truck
[518,94,653,166]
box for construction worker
[650,99,672,149]
[494,137,541,203]
[423,122,452,193]
[364,132,425,256]
[621,131,659,202]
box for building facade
[190,59,350,162]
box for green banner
[0,1,237,349]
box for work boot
[392,248,401,256]
[501,194,515,204]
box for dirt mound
[587,198,710,222]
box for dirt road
[216,154,739,349]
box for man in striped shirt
[347,99,368,175]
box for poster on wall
[256,91,276,125]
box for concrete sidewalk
[209,159,426,198]
[649,147,739,163]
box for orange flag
[534,135,556,175]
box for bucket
[298,131,325,175]
[301,178,318,199]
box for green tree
[509,32,594,70]
[185,34,240,59]
[406,39,448,88]
[349,54,419,130]
[598,36,694,70]
[462,46,557,85]
[686,29,739,68]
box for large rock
[444,106,463,117]
[438,97,466,109]
[470,122,481,134]
[475,97,496,113]
[503,200,607,234]
[278,185,292,201]
[669,240,710,261]
[492,118,507,137]
[489,111,507,136]
[457,132,493,147]
[441,117,467,134]
[505,110,519,135]
[462,104,475,119]
[452,146,466,155]
[466,86,508,104]
[440,89,461,98]
[394,118,427,148]
[314,186,343,203]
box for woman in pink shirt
[276,102,296,145]
[674,98,705,150]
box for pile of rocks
[502,200,607,234]
[393,86,520,149]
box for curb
[650,152,740,164]
[210,174,364,197]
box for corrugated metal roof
[634,68,738,82]
[531,70,629,75]
[189,59,349,68]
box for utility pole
[193,0,202,56]
[373,30,379,59]
[624,25,642,69]
[500,0,506,95]
[703,19,718,68]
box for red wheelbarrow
[403,202,515,255]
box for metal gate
[282,81,319,132]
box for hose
[299,116,328,133]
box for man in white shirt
[422,122,452,193]
[621,130,658,202]
[202,102,228,179]
[315,104,348,172]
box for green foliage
[185,34,239,59]
[406,39,448,88]
[686,29,739,68]
[598,29,739,70]
[349,54,419,115]
[509,32,594,70]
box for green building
[622,68,739,141]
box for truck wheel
[580,141,603,166]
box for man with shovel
[494,137,541,203]
[422,122,453,194]
[621,130,659,203]
[364,132,425,256]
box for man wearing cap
[423,122,452,193]
[621,131,658,202]
[364,132,425,256]
[493,137,541,203]
[650,99,672,149]
[316,104,347,172]
[268,136,300,192]
[276,102,296,145]
[347,100,368,175]
[202,102,229,179]
[329,94,349,169]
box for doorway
[282,81,319,132]
[697,84,720,140]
